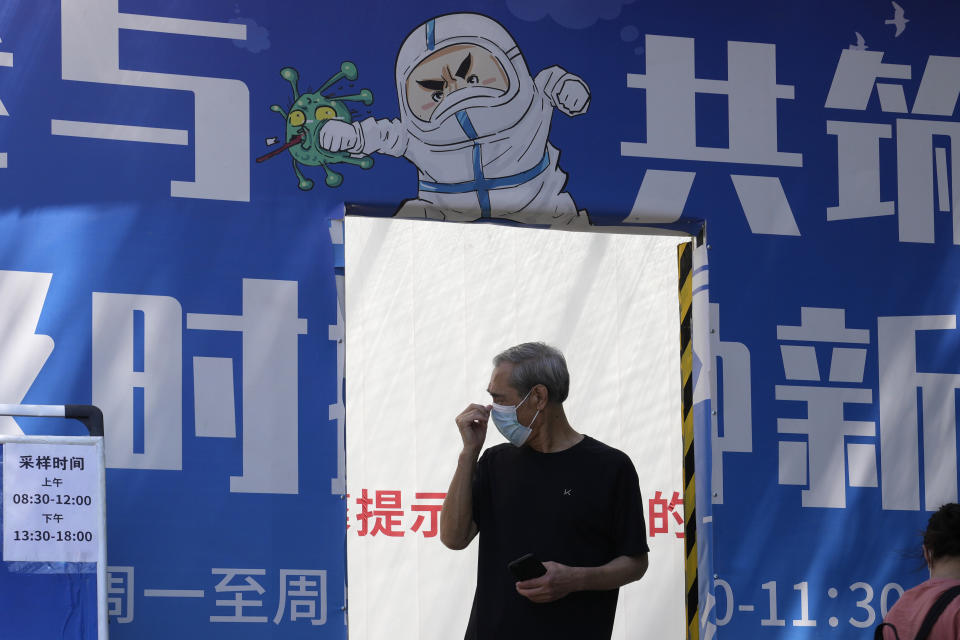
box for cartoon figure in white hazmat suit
[318,13,591,226]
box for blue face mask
[490,390,540,447]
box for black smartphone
[508,553,547,581]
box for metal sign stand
[0,404,107,640]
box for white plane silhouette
[885,1,908,37]
[849,32,868,50]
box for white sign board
[3,442,102,563]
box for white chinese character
[624,35,800,166]
[0,271,55,436]
[621,35,802,235]
[912,56,960,117]
[826,119,895,222]
[709,303,753,505]
[107,565,134,623]
[827,50,960,116]
[776,307,874,509]
[210,568,268,623]
[878,315,960,511]
[92,279,308,494]
[273,570,327,626]
[93,293,183,470]
[825,50,912,113]
[895,119,960,245]
[187,279,307,494]
[826,51,960,244]
[54,0,250,201]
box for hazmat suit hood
[394,13,536,145]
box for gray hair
[493,342,569,403]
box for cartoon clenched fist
[319,120,360,153]
[556,78,590,116]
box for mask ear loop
[516,389,532,408]
[517,389,539,429]
[523,409,540,429]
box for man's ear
[533,384,549,409]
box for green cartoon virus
[258,63,374,189]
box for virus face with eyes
[260,63,374,189]
[405,44,509,121]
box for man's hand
[455,403,490,454]
[515,561,580,603]
[318,120,359,152]
[440,404,488,550]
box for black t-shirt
[465,435,649,640]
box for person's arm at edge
[439,447,481,550]
[516,554,649,603]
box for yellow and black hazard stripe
[677,241,698,640]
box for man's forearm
[439,449,480,550]
[516,554,649,603]
[572,554,648,591]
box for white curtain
[346,217,687,639]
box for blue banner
[1,1,959,638]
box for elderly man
[440,342,649,639]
